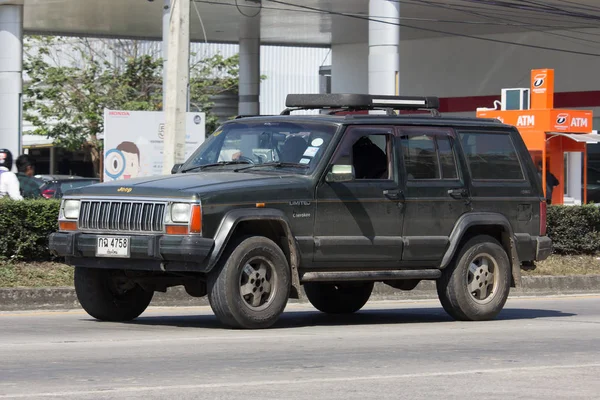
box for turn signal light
[59,221,77,231]
[190,205,202,234]
[166,225,189,235]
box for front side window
[180,121,338,174]
[459,132,524,181]
[330,127,393,180]
[401,133,459,180]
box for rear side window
[401,134,459,180]
[459,132,524,181]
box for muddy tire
[74,267,153,322]
[437,235,511,321]
[208,236,291,329]
[304,282,374,314]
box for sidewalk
[2,275,599,311]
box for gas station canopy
[6,0,600,45]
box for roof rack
[281,94,440,116]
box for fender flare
[207,208,302,297]
[440,212,522,287]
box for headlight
[63,200,81,220]
[171,203,191,223]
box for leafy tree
[23,36,242,177]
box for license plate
[96,236,130,258]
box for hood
[65,171,310,199]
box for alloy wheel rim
[466,253,499,304]
[239,256,277,311]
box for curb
[1,275,600,312]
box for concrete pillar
[331,43,368,94]
[0,5,23,169]
[368,0,400,96]
[567,152,583,205]
[162,0,170,110]
[238,14,260,116]
[162,0,190,174]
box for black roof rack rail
[282,93,440,116]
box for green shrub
[547,204,600,255]
[0,199,60,261]
[0,199,599,261]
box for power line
[552,0,600,13]
[234,0,262,18]
[265,0,600,57]
[456,0,600,21]
[404,0,600,34]
[192,0,562,27]
[401,0,600,47]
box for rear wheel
[208,236,291,329]
[436,235,511,321]
[74,267,154,322]
[304,282,374,314]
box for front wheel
[304,282,374,314]
[74,267,154,322]
[208,236,291,329]
[436,235,511,321]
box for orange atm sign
[477,109,593,133]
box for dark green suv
[49,94,552,329]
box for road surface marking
[1,363,599,398]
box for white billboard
[102,109,205,182]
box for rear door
[398,126,471,262]
[456,129,538,259]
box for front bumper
[49,232,214,272]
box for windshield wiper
[180,160,253,173]
[234,162,310,172]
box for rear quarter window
[459,132,524,181]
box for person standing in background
[15,154,42,199]
[537,161,559,204]
[0,149,23,200]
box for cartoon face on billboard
[105,141,141,180]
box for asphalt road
[1,295,599,400]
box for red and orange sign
[530,69,554,110]
[477,109,593,134]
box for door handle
[448,188,468,199]
[383,189,403,201]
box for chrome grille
[79,200,166,232]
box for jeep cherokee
[49,94,552,329]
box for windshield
[180,121,338,174]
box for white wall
[400,29,600,98]
[332,28,600,100]
[22,39,330,134]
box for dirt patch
[0,262,74,288]
[525,255,600,276]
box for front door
[314,126,404,264]
[398,126,471,262]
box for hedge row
[546,204,600,255]
[0,199,60,261]
[0,200,600,261]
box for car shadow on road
[122,306,576,330]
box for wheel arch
[207,208,302,299]
[441,212,522,288]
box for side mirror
[326,164,355,183]
[171,163,183,174]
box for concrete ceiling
[12,0,600,45]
